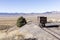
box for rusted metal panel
[37,16,47,27]
[40,17,47,24]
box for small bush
[16,16,27,27]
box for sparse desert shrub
[0,25,12,30]
[16,16,27,27]
[0,34,25,40]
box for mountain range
[0,11,60,15]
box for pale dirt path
[19,23,59,40]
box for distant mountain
[43,11,60,14]
[0,11,60,15]
[0,13,27,15]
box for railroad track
[41,27,60,40]
[47,28,60,35]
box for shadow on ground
[24,38,37,40]
[43,25,59,28]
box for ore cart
[38,16,47,27]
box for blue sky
[0,0,60,13]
